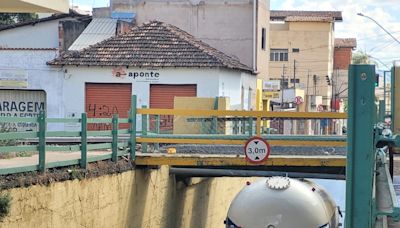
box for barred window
[270,49,288,61]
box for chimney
[116,20,134,35]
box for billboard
[0,89,46,131]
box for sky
[71,0,400,70]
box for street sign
[244,136,271,164]
[294,96,304,105]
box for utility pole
[281,64,286,109]
[313,74,317,96]
[305,69,311,135]
[293,59,296,89]
[331,73,334,112]
[306,69,310,111]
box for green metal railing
[0,93,349,175]
[0,96,138,175]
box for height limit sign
[244,137,271,164]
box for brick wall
[334,47,352,70]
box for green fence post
[80,113,88,169]
[130,95,137,160]
[233,117,238,135]
[345,65,376,228]
[112,114,118,162]
[391,67,396,132]
[38,111,46,172]
[241,118,246,134]
[248,117,253,137]
[379,100,385,122]
[142,105,148,153]
[211,97,218,134]
[155,114,160,151]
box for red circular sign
[294,96,304,105]
[244,136,271,164]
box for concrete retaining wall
[0,166,259,228]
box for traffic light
[325,75,331,85]
[375,74,379,87]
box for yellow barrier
[136,138,346,147]
[138,108,347,136]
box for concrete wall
[173,97,230,134]
[0,166,260,228]
[256,0,270,80]
[59,20,91,52]
[0,20,61,48]
[111,0,270,78]
[0,50,64,130]
[269,21,334,102]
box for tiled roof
[48,21,254,73]
[0,10,90,32]
[335,38,357,48]
[270,10,343,22]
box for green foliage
[0,13,38,26]
[0,192,11,221]
[69,168,85,180]
[352,51,371,64]
[0,126,17,147]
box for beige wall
[173,97,230,134]
[269,21,335,103]
[256,0,270,80]
[111,0,270,79]
[1,166,260,228]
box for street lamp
[357,12,400,45]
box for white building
[48,21,256,131]
[0,12,91,130]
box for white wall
[0,50,64,130]
[0,20,61,48]
[63,67,224,115]
[62,66,256,130]
[218,69,256,110]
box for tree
[0,13,38,26]
[352,51,371,64]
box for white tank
[225,177,340,228]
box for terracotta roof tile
[335,38,357,48]
[271,10,342,22]
[48,21,254,74]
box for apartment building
[269,10,342,109]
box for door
[85,83,132,130]
[149,84,197,132]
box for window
[270,49,288,61]
[261,28,266,50]
[290,79,300,83]
[292,48,300,53]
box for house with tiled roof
[48,21,256,130]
